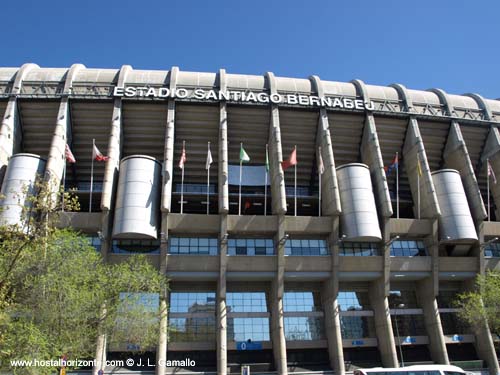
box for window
[284,317,325,340]
[170,292,216,313]
[175,183,216,194]
[391,314,426,336]
[340,242,379,256]
[389,290,418,308]
[285,239,329,256]
[340,316,376,339]
[283,291,322,312]
[228,238,274,256]
[390,240,427,256]
[168,237,218,255]
[229,317,270,342]
[227,292,267,313]
[112,239,160,254]
[169,317,216,342]
[87,236,101,252]
[440,312,468,335]
[484,242,500,257]
[338,291,371,311]
[437,291,459,309]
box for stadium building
[1,64,500,375]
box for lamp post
[393,303,405,367]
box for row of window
[88,237,435,257]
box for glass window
[338,291,372,311]
[340,315,376,339]
[87,236,101,252]
[437,291,460,309]
[285,238,329,256]
[340,242,379,256]
[484,242,500,257]
[389,290,418,308]
[283,291,322,312]
[227,292,267,313]
[391,314,426,336]
[440,312,469,334]
[168,237,218,255]
[169,317,216,342]
[169,292,216,313]
[228,317,270,342]
[112,239,160,254]
[284,316,325,341]
[228,238,274,256]
[390,240,427,256]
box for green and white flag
[265,144,269,172]
[240,144,250,163]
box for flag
[318,147,325,175]
[488,159,497,184]
[179,142,187,169]
[65,144,76,163]
[282,146,297,170]
[93,143,109,162]
[417,156,423,176]
[385,153,398,176]
[265,144,270,172]
[206,143,213,170]
[240,144,250,163]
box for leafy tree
[0,180,168,374]
[455,271,500,336]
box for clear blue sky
[4,0,500,99]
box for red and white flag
[179,141,187,169]
[282,146,297,170]
[65,144,76,163]
[488,159,497,184]
[93,143,109,162]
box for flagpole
[264,145,268,216]
[90,138,94,213]
[62,156,66,212]
[396,152,399,219]
[207,142,210,215]
[417,156,420,220]
[488,158,491,222]
[294,145,297,217]
[239,143,243,216]
[318,146,322,217]
[180,140,185,215]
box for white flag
[206,142,213,170]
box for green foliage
[0,181,168,374]
[455,271,500,335]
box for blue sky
[3,0,499,98]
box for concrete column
[218,69,229,214]
[266,72,287,215]
[322,216,344,374]
[369,277,398,367]
[156,214,169,375]
[416,277,449,364]
[101,65,131,211]
[44,64,85,199]
[443,121,487,223]
[93,304,107,375]
[217,215,228,375]
[271,215,287,374]
[402,117,441,219]
[0,63,39,184]
[480,127,500,219]
[161,67,178,213]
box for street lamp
[393,302,405,367]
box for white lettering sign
[112,87,375,110]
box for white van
[354,364,468,375]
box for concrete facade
[1,65,500,375]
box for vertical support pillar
[480,127,500,219]
[217,215,228,375]
[0,63,39,184]
[161,66,178,213]
[44,64,85,199]
[416,277,449,364]
[156,214,169,375]
[271,215,287,374]
[266,72,287,215]
[218,69,229,214]
[369,277,398,367]
[322,216,344,374]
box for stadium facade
[1,64,500,375]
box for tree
[455,271,500,336]
[0,180,168,374]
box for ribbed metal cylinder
[112,155,161,239]
[0,153,46,227]
[336,163,382,241]
[432,169,478,243]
